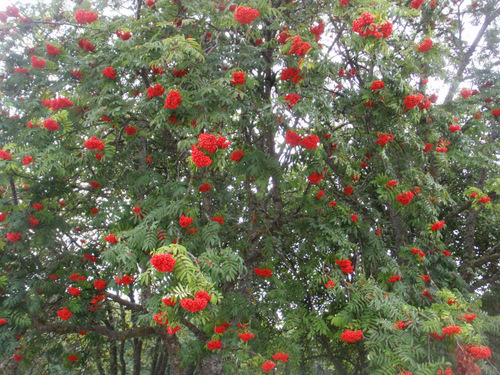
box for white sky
[0,0,36,7]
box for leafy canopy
[0,0,499,374]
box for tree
[0,0,499,374]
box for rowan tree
[0,0,499,374]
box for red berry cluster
[289,36,312,56]
[335,259,354,274]
[83,136,105,151]
[285,130,320,150]
[180,291,211,312]
[375,132,395,146]
[147,84,165,98]
[284,93,300,109]
[441,326,461,335]
[115,275,134,285]
[389,275,402,283]
[418,38,433,52]
[78,40,95,52]
[340,329,363,342]
[102,67,116,79]
[431,220,445,231]
[254,268,272,277]
[281,68,304,83]
[74,9,98,24]
[105,234,118,243]
[467,346,491,359]
[57,307,73,321]
[231,72,246,86]
[206,340,223,350]
[352,13,392,38]
[43,118,59,131]
[404,93,424,109]
[233,6,260,24]
[396,191,415,205]
[164,90,182,109]
[150,253,176,272]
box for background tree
[0,0,499,374]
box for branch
[471,250,500,268]
[443,201,472,222]
[180,319,209,342]
[9,177,18,206]
[416,311,433,321]
[471,273,500,290]
[107,293,147,312]
[303,354,329,361]
[37,322,156,342]
[444,7,500,103]
[24,20,106,31]
[136,0,142,20]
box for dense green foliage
[0,0,499,374]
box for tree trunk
[109,341,118,375]
[119,340,126,375]
[155,330,186,375]
[197,355,223,375]
[150,338,161,375]
[460,168,487,287]
[319,335,348,375]
[157,349,168,375]
[133,338,142,375]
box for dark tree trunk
[319,335,348,375]
[119,340,126,375]
[157,349,168,375]
[109,341,118,375]
[133,338,142,375]
[150,338,161,375]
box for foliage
[0,0,499,374]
